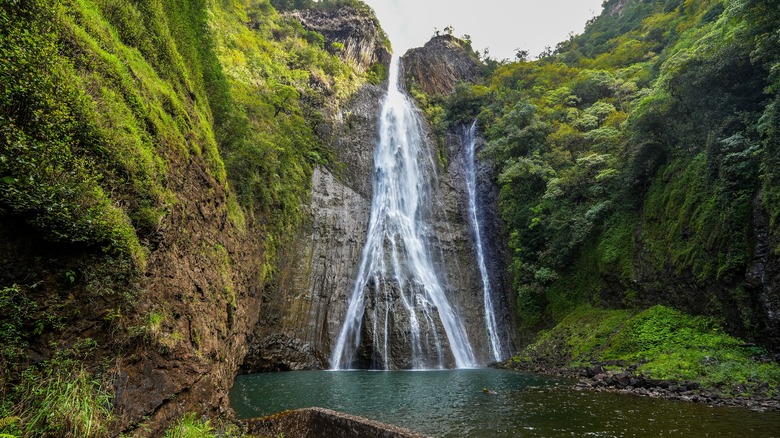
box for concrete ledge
[242,407,431,438]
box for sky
[360,0,606,61]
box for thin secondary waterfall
[464,121,504,362]
[330,56,477,370]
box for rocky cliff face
[109,156,267,434]
[405,122,517,365]
[289,6,391,74]
[243,35,516,370]
[243,83,380,372]
[403,35,482,96]
[749,195,780,348]
[0,140,268,436]
[436,127,517,361]
[242,6,392,372]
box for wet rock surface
[243,77,378,372]
[243,64,515,370]
[439,127,517,361]
[500,361,780,413]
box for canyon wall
[243,32,516,371]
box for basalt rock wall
[243,36,516,370]
[242,82,381,372]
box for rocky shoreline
[499,361,780,413]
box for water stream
[329,56,477,370]
[464,122,504,362]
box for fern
[0,415,21,438]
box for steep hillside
[424,0,780,397]
[0,0,387,435]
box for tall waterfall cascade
[464,122,505,362]
[330,56,478,370]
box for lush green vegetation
[2,0,381,434]
[161,412,246,438]
[1,0,379,264]
[402,0,780,395]
[512,305,780,396]
[2,0,778,431]
[435,0,779,348]
[0,336,114,437]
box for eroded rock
[289,6,391,74]
[403,35,481,96]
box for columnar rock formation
[242,30,516,371]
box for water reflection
[230,369,780,437]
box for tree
[515,49,529,61]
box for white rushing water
[464,122,504,362]
[330,56,477,370]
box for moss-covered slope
[0,0,387,435]
[422,0,780,396]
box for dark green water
[230,369,780,437]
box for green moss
[643,155,752,282]
[603,306,779,392]
[515,305,780,396]
[545,243,607,322]
[595,212,636,281]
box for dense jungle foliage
[432,0,780,348]
[2,0,779,433]
[1,0,381,435]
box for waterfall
[464,121,504,362]
[330,56,477,370]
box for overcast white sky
[361,0,606,60]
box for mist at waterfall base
[230,369,780,437]
[330,56,502,370]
